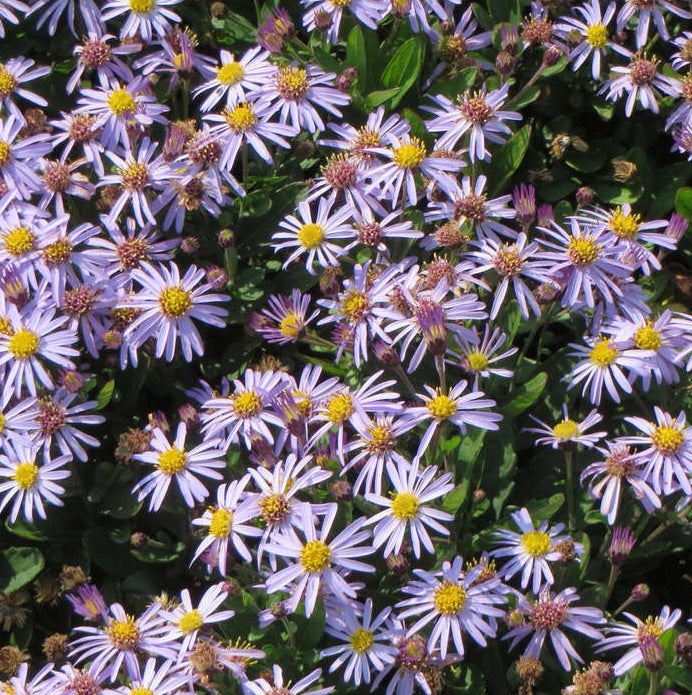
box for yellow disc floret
[585,24,608,48]
[349,627,373,653]
[637,616,664,643]
[159,286,192,318]
[427,392,456,420]
[233,390,262,418]
[224,103,257,132]
[0,141,11,167]
[107,88,136,116]
[217,61,245,86]
[609,208,641,239]
[208,508,232,538]
[433,582,467,614]
[520,530,552,557]
[393,139,427,169]
[13,462,38,490]
[552,419,580,440]
[567,236,600,265]
[5,227,35,256]
[297,223,325,250]
[325,393,353,424]
[634,325,662,351]
[300,539,331,572]
[279,313,303,338]
[466,351,489,371]
[651,425,684,453]
[8,328,40,358]
[0,66,17,97]
[589,338,618,367]
[340,290,370,322]
[107,616,140,650]
[157,447,187,475]
[178,609,204,634]
[390,492,420,520]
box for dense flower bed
[0,1,690,695]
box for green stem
[435,355,447,394]
[647,671,658,695]
[301,332,336,350]
[642,518,673,546]
[612,596,632,617]
[602,564,619,608]
[393,364,417,398]
[564,449,576,531]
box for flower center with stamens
[233,390,262,418]
[63,287,97,318]
[130,689,153,695]
[352,127,380,156]
[636,616,664,644]
[69,673,99,695]
[0,317,12,335]
[459,92,493,125]
[297,223,324,250]
[107,616,140,649]
[158,447,187,475]
[217,60,244,86]
[178,609,203,634]
[224,103,257,132]
[589,339,618,367]
[9,328,40,358]
[129,0,154,11]
[466,351,489,371]
[651,425,684,453]
[276,66,308,100]
[629,55,657,85]
[330,0,351,6]
[0,413,5,433]
[259,493,290,524]
[159,286,192,318]
[605,448,635,477]
[349,627,373,653]
[609,208,641,238]
[366,424,394,453]
[521,530,551,557]
[120,162,149,190]
[69,114,98,143]
[37,400,66,436]
[552,419,579,440]
[0,66,17,97]
[433,582,467,614]
[357,222,382,247]
[107,88,136,116]
[322,155,357,189]
[529,598,565,631]
[493,247,524,276]
[454,192,487,222]
[187,135,221,165]
[427,392,456,420]
[279,312,303,338]
[81,40,112,69]
[392,139,427,169]
[391,492,420,520]
[5,227,35,256]
[208,508,232,538]
[441,35,467,63]
[585,24,608,48]
[300,539,331,572]
[567,236,600,265]
[117,238,150,270]
[634,325,662,350]
[13,462,38,490]
[43,162,71,192]
[292,390,312,418]
[340,290,370,322]
[0,141,12,166]
[326,393,353,424]
[43,239,73,265]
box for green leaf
[661,665,692,691]
[502,372,547,419]
[457,428,487,466]
[381,37,425,108]
[443,480,470,513]
[96,379,115,410]
[490,125,532,194]
[363,88,401,110]
[0,547,44,594]
[675,186,692,221]
[432,67,478,100]
[528,493,565,520]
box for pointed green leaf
[675,186,692,221]
[490,125,532,194]
[502,372,547,419]
[0,547,44,594]
[381,37,425,107]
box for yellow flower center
[259,493,290,524]
[178,609,204,634]
[279,313,302,338]
[651,425,684,453]
[121,162,149,190]
[390,492,420,520]
[427,392,457,420]
[276,66,308,100]
[567,236,600,265]
[217,61,245,86]
[130,688,153,695]
[340,290,370,322]
[159,286,192,318]
[589,339,618,367]
[157,447,187,475]
[609,208,641,238]
[107,88,136,116]
[300,539,331,572]
[0,141,10,167]
[292,390,313,418]
[297,222,325,250]
[0,66,17,97]
[43,239,73,265]
[0,412,5,433]
[325,393,353,424]
[107,616,140,650]
[0,317,12,335]
[13,462,38,490]
[208,508,232,538]
[224,103,257,132]
[367,424,394,453]
[233,390,262,418]
[129,0,154,12]
[330,0,351,7]
[8,328,40,358]
[5,227,35,256]
[637,616,664,643]
[349,627,373,653]
[552,419,580,440]
[392,139,427,169]
[585,24,608,48]
[466,351,489,371]
[634,325,662,351]
[520,530,552,557]
[433,582,467,614]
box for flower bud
[630,583,650,602]
[576,186,594,206]
[217,228,235,247]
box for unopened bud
[217,228,235,247]
[373,340,399,367]
[630,583,649,602]
[495,50,515,77]
[543,44,563,67]
[130,532,148,549]
[576,186,594,206]
[205,265,228,289]
[181,236,200,254]
[675,632,692,667]
[640,635,664,672]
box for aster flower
[525,405,606,450]
[263,503,374,617]
[396,555,507,660]
[0,391,34,450]
[302,0,384,44]
[616,0,691,48]
[244,666,334,695]
[596,606,682,675]
[320,598,397,687]
[158,584,234,657]
[101,0,183,42]
[49,111,106,176]
[254,289,319,345]
[447,326,517,389]
[0,438,70,522]
[365,459,454,558]
[37,157,95,215]
[620,407,692,497]
[403,380,501,462]
[492,507,580,594]
[132,423,226,511]
[0,57,50,122]
[27,0,100,36]
[121,261,228,365]
[66,583,109,622]
[104,657,190,695]
[190,475,262,575]
[504,587,605,670]
[344,209,423,258]
[424,84,521,162]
